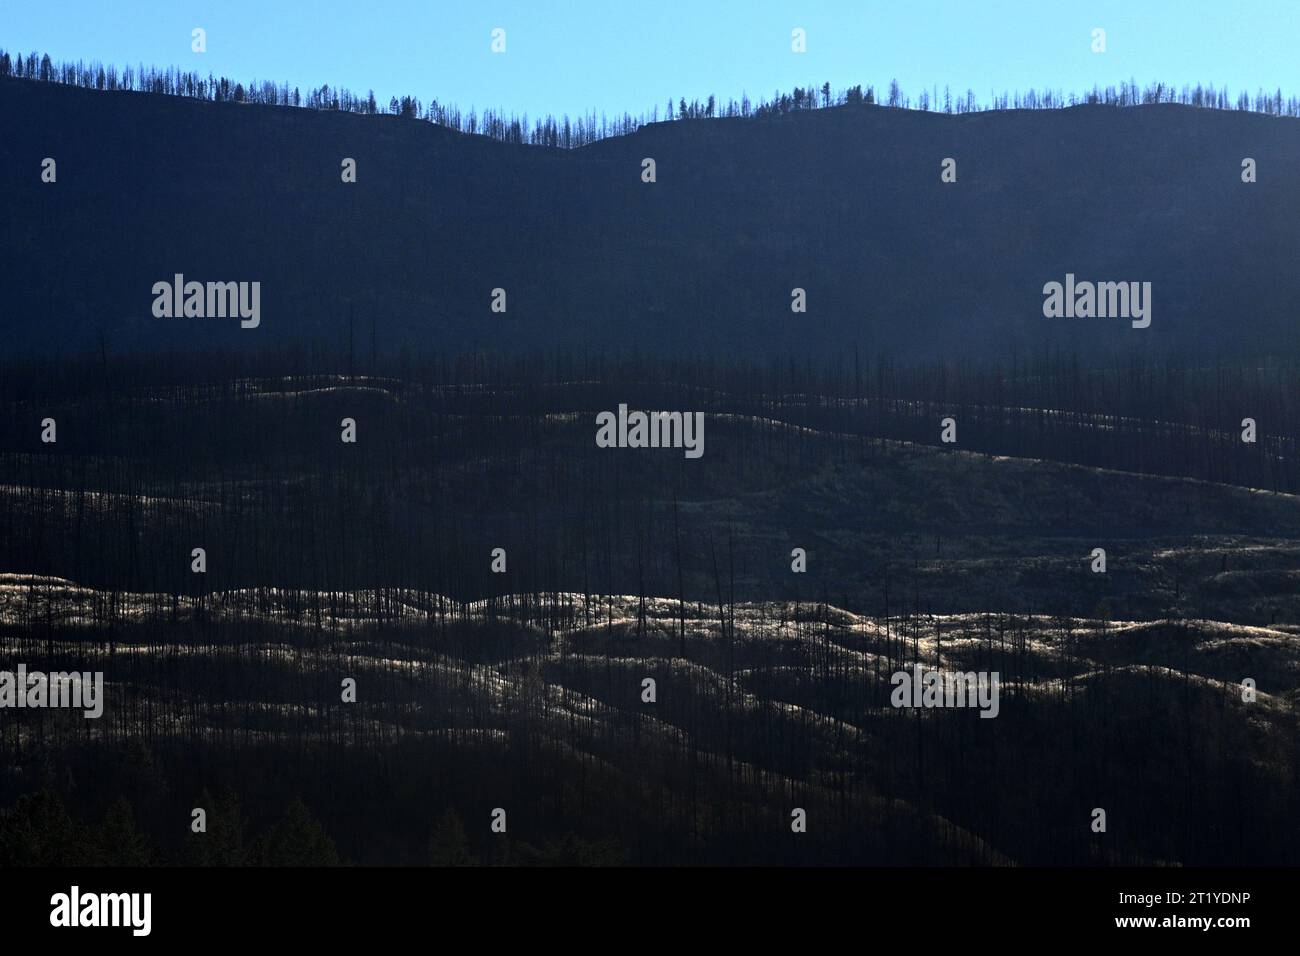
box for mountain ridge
[3,76,1299,361]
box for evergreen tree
[428,808,474,866]
[0,790,93,866]
[97,797,152,866]
[183,789,246,866]
[252,800,340,866]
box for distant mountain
[3,76,1299,361]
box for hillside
[3,77,1299,360]
[4,367,1300,625]
[4,580,1295,866]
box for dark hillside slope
[2,77,1298,359]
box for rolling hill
[3,76,1299,361]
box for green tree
[252,799,340,866]
[0,791,93,866]
[428,809,474,866]
[183,789,246,866]
[516,833,625,867]
[97,797,152,866]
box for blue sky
[4,1,1297,118]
